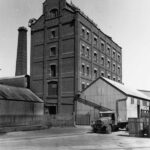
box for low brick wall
[0,114,75,132]
[49,114,75,127]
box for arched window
[50,9,58,18]
[48,81,58,96]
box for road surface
[0,126,150,150]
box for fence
[128,118,149,137]
[141,110,149,118]
[0,114,75,132]
[76,114,90,125]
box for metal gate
[76,114,90,125]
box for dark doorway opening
[48,106,57,115]
[137,105,140,118]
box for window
[113,77,116,81]
[49,65,56,77]
[94,69,98,79]
[81,44,85,56]
[48,81,58,96]
[118,54,121,62]
[131,97,134,104]
[101,42,105,51]
[94,52,98,62]
[118,77,121,82]
[113,64,116,72]
[51,30,56,39]
[101,71,104,77]
[107,60,110,69]
[107,46,111,55]
[93,36,97,46]
[81,64,85,75]
[101,56,104,66]
[87,31,90,41]
[81,27,85,38]
[87,66,90,76]
[143,101,147,106]
[112,50,116,59]
[50,46,56,56]
[108,74,111,79]
[118,66,120,74]
[50,9,58,18]
[86,47,90,58]
[81,82,85,90]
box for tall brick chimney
[15,27,27,76]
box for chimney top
[18,26,28,32]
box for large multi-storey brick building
[29,0,122,115]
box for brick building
[29,0,122,116]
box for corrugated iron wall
[0,100,44,115]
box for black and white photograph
[0,0,150,149]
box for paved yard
[0,126,150,150]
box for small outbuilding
[76,77,150,125]
[0,84,44,115]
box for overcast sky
[0,0,150,90]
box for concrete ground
[0,126,150,150]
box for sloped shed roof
[0,84,43,103]
[82,77,150,101]
[102,77,150,101]
[77,98,112,112]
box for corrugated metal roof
[102,77,150,101]
[0,75,27,80]
[0,84,43,103]
[138,90,150,98]
[0,75,29,88]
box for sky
[0,0,150,90]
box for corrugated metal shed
[0,84,43,103]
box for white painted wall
[117,100,127,122]
[126,97,138,119]
[126,97,149,119]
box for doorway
[137,105,140,118]
[47,106,57,115]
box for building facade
[29,0,122,115]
